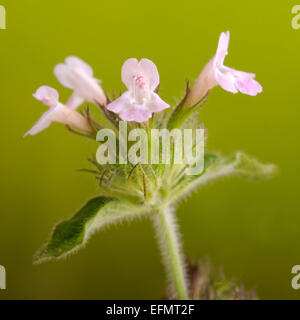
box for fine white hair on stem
[152,206,189,299]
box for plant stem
[153,206,189,299]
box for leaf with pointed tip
[171,152,277,202]
[34,197,149,263]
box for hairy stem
[153,206,189,299]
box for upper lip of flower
[214,31,230,67]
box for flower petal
[54,63,74,90]
[121,58,160,91]
[58,105,93,132]
[33,86,59,108]
[119,107,152,122]
[140,58,160,91]
[110,58,165,121]
[65,56,94,76]
[214,67,238,94]
[215,66,263,96]
[54,57,106,106]
[121,58,140,90]
[215,31,230,66]
[66,93,85,109]
[236,78,263,96]
[106,92,131,113]
[233,70,256,79]
[148,93,170,112]
[54,56,94,90]
[24,109,56,136]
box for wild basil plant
[25,31,276,299]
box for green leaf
[34,197,149,263]
[171,152,277,202]
[195,151,277,184]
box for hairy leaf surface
[35,197,148,263]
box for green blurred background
[0,0,299,299]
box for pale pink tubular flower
[54,56,106,109]
[24,86,93,136]
[186,31,263,107]
[106,58,170,122]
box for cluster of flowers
[25,31,262,137]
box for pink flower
[186,31,263,107]
[24,86,92,136]
[106,58,170,122]
[54,56,106,109]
